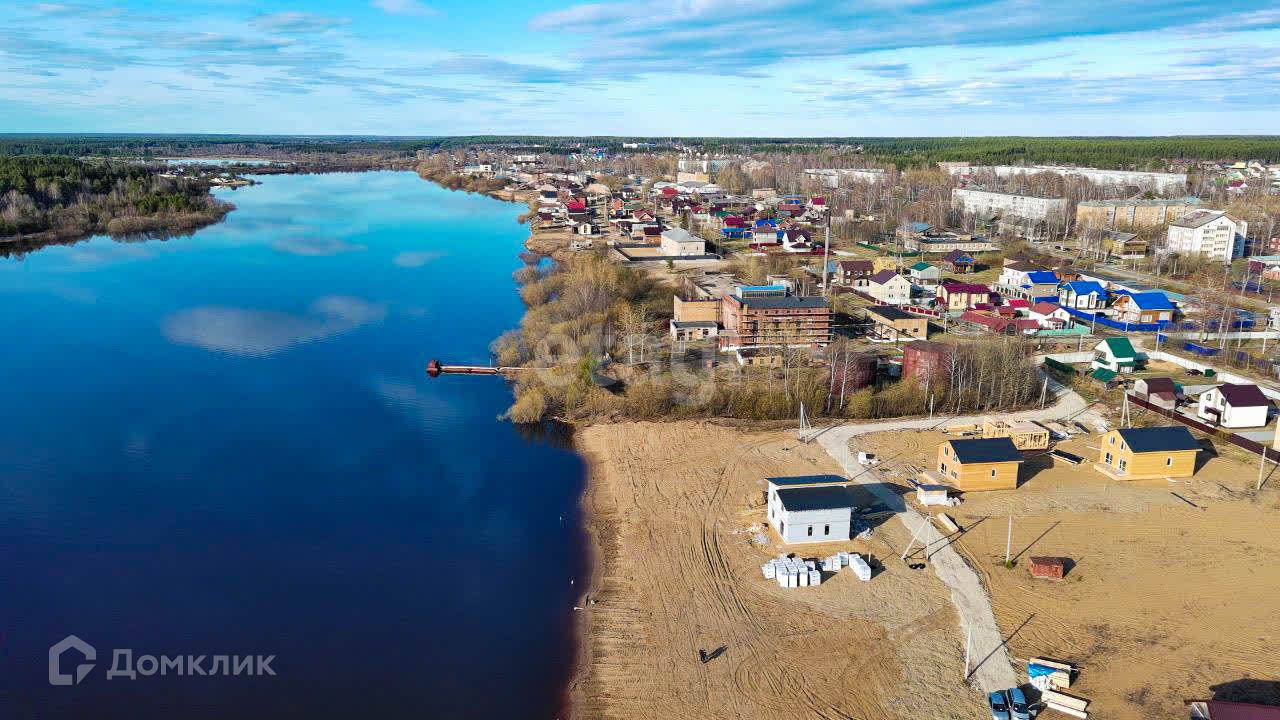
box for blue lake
[0,172,587,718]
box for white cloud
[251,12,351,34]
[371,0,440,17]
[163,296,386,357]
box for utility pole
[964,624,972,680]
[1005,515,1012,566]
[822,223,831,298]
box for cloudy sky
[3,1,1278,135]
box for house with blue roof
[1111,291,1175,325]
[1058,281,1108,310]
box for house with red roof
[938,283,991,312]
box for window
[1119,459,1127,472]
[1105,452,1112,465]
[991,469,997,477]
[807,526,813,537]
[1109,436,1115,445]
[940,462,947,473]
[823,524,830,536]
[780,521,785,534]
[1167,456,1173,466]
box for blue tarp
[1028,664,1055,679]
[1061,306,1169,333]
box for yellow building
[1094,426,1199,481]
[1076,198,1201,229]
[937,437,1023,491]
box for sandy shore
[568,420,986,720]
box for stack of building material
[1029,657,1075,690]
[762,557,822,588]
[849,554,872,581]
[1041,689,1088,718]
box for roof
[735,295,830,310]
[946,437,1022,464]
[1027,271,1059,284]
[1121,291,1175,311]
[767,475,849,488]
[909,261,933,271]
[944,249,974,261]
[1064,280,1106,295]
[1140,377,1178,395]
[868,269,901,284]
[1090,368,1117,382]
[1170,209,1236,229]
[671,320,718,329]
[1203,700,1280,720]
[839,259,874,272]
[661,228,701,244]
[942,282,990,294]
[867,306,919,322]
[1030,301,1061,315]
[1102,337,1138,359]
[1114,426,1199,453]
[906,221,931,232]
[1215,382,1270,408]
[776,486,856,512]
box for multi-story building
[943,165,1188,194]
[1075,197,1201,229]
[951,188,1069,223]
[1166,210,1247,263]
[719,289,833,350]
[802,168,886,188]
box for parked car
[1008,687,1031,720]
[1187,368,1203,376]
[988,690,1011,720]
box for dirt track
[571,421,986,720]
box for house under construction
[981,417,1050,450]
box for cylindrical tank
[841,353,879,390]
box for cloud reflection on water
[163,295,386,357]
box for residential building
[1167,210,1248,263]
[673,296,720,324]
[719,291,833,349]
[1028,302,1072,327]
[1101,230,1147,259]
[936,437,1023,491]
[1075,197,1201,229]
[942,165,1188,194]
[1197,383,1270,428]
[802,168,886,188]
[951,187,1069,224]
[660,228,706,257]
[1091,337,1142,373]
[1058,281,1107,310]
[942,250,976,274]
[907,262,941,286]
[937,282,991,311]
[896,223,998,253]
[1095,427,1199,481]
[865,270,911,305]
[837,259,875,286]
[1110,292,1175,324]
[765,476,855,544]
[866,306,928,342]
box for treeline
[415,163,510,195]
[493,252,1042,424]
[0,156,232,241]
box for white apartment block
[1166,210,1247,264]
[803,168,886,188]
[951,188,1068,222]
[944,165,1187,194]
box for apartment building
[719,290,833,350]
[802,168,886,188]
[1166,210,1248,263]
[943,165,1187,194]
[951,188,1069,223]
[1075,197,1201,229]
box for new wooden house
[1095,426,1199,481]
[937,437,1023,491]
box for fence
[1126,392,1280,462]
[1043,357,1078,376]
[1144,350,1280,401]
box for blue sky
[2,1,1278,135]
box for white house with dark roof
[1197,383,1270,428]
[866,270,911,305]
[765,476,856,544]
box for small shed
[1028,556,1067,580]
[1134,377,1180,410]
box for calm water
[0,172,587,718]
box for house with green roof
[1091,337,1143,373]
[907,261,941,286]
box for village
[430,147,1280,720]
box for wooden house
[1197,383,1270,428]
[866,306,927,342]
[1095,426,1199,481]
[942,249,975,274]
[1111,292,1175,325]
[937,437,1023,491]
[981,417,1050,450]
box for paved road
[810,379,1095,694]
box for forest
[0,156,232,242]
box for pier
[426,359,544,378]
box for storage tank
[840,353,879,390]
[901,341,955,384]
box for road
[809,378,1097,695]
